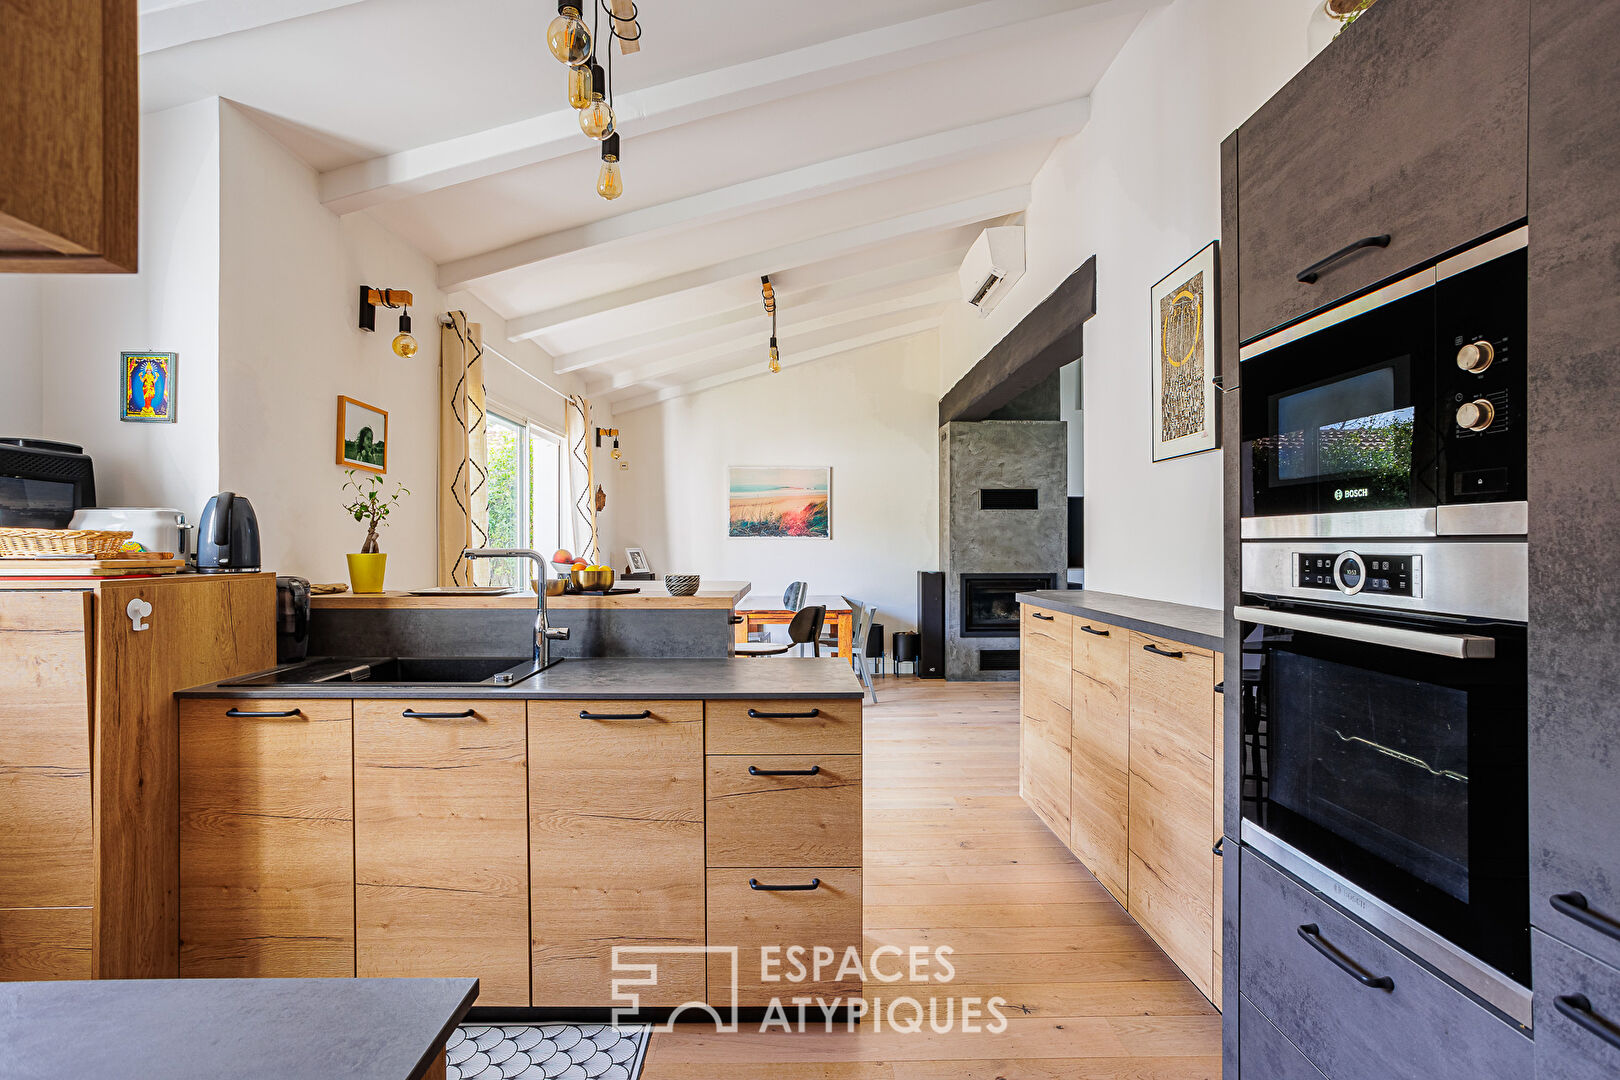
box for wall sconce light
[359,287,418,358]
[595,426,621,459]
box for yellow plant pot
[347,552,388,594]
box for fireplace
[959,573,1058,637]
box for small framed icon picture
[625,546,651,574]
[121,352,178,423]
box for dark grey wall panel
[1534,931,1620,1080]
[1239,849,1532,1080]
[1235,0,1529,342]
[307,607,735,660]
[1221,127,1243,1080]
[1527,0,1620,977]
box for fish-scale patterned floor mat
[445,1023,650,1080]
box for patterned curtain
[564,394,598,563]
[439,312,489,585]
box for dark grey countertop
[178,656,867,700]
[0,977,476,1080]
[1017,589,1224,652]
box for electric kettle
[194,491,262,573]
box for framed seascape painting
[120,352,177,423]
[727,466,831,539]
[1150,241,1220,461]
[336,395,389,474]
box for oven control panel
[1296,551,1420,597]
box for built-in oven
[1240,225,1527,539]
[1237,539,1530,1025]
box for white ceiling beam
[599,285,956,391]
[437,98,1089,290]
[318,0,1110,213]
[138,0,364,54]
[611,315,942,414]
[504,185,1029,342]
[552,251,964,373]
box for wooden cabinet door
[354,700,529,1006]
[707,867,863,1006]
[1020,606,1071,840]
[1126,632,1216,999]
[1069,618,1130,905]
[1212,651,1224,1010]
[529,701,705,1006]
[179,698,354,978]
[1234,0,1528,341]
[706,755,862,868]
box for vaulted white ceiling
[138,0,1157,410]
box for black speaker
[917,571,945,679]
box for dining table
[734,593,854,657]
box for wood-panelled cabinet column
[1126,632,1217,1001]
[1019,606,1072,840]
[1068,617,1130,906]
[178,699,355,978]
[354,700,529,1006]
[528,700,706,1006]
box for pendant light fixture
[578,62,615,139]
[567,63,592,109]
[597,133,623,200]
[547,2,592,65]
[762,276,781,373]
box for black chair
[734,605,826,657]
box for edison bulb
[768,340,781,374]
[547,5,592,65]
[567,64,592,109]
[597,158,622,199]
[580,99,615,140]
[392,332,418,358]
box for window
[484,408,566,588]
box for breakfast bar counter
[310,579,752,610]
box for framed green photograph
[337,395,388,474]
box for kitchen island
[307,580,753,659]
[175,656,864,1011]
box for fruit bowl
[571,567,615,592]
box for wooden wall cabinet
[528,700,707,1007]
[0,0,137,272]
[179,698,355,978]
[354,699,529,1006]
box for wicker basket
[0,527,135,558]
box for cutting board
[0,556,185,577]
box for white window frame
[486,399,567,557]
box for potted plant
[342,469,409,594]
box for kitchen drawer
[1239,994,1325,1080]
[707,867,862,1006]
[1240,848,1531,1080]
[354,699,529,1006]
[179,698,355,978]
[1234,0,1528,342]
[706,754,861,868]
[706,699,861,755]
[1069,617,1129,904]
[529,700,705,1006]
[0,907,91,981]
[1533,930,1620,1080]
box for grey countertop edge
[1017,589,1225,653]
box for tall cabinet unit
[1527,1,1620,1076]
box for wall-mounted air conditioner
[957,226,1025,316]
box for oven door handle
[1232,605,1496,659]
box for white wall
[939,0,1315,609]
[614,331,942,631]
[0,279,43,438]
[38,98,223,518]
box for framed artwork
[727,466,831,539]
[625,546,651,574]
[1150,240,1220,461]
[336,395,389,473]
[120,352,177,423]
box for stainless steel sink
[222,655,556,688]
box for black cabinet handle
[225,707,303,718]
[1080,625,1110,637]
[749,878,821,891]
[1297,924,1393,989]
[579,709,653,720]
[729,614,745,624]
[1552,892,1620,943]
[1213,837,1225,857]
[1297,234,1391,284]
[1214,681,1225,694]
[1142,643,1184,659]
[747,708,821,719]
[1031,611,1055,621]
[1556,994,1620,1051]
[402,708,477,719]
[749,764,821,777]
